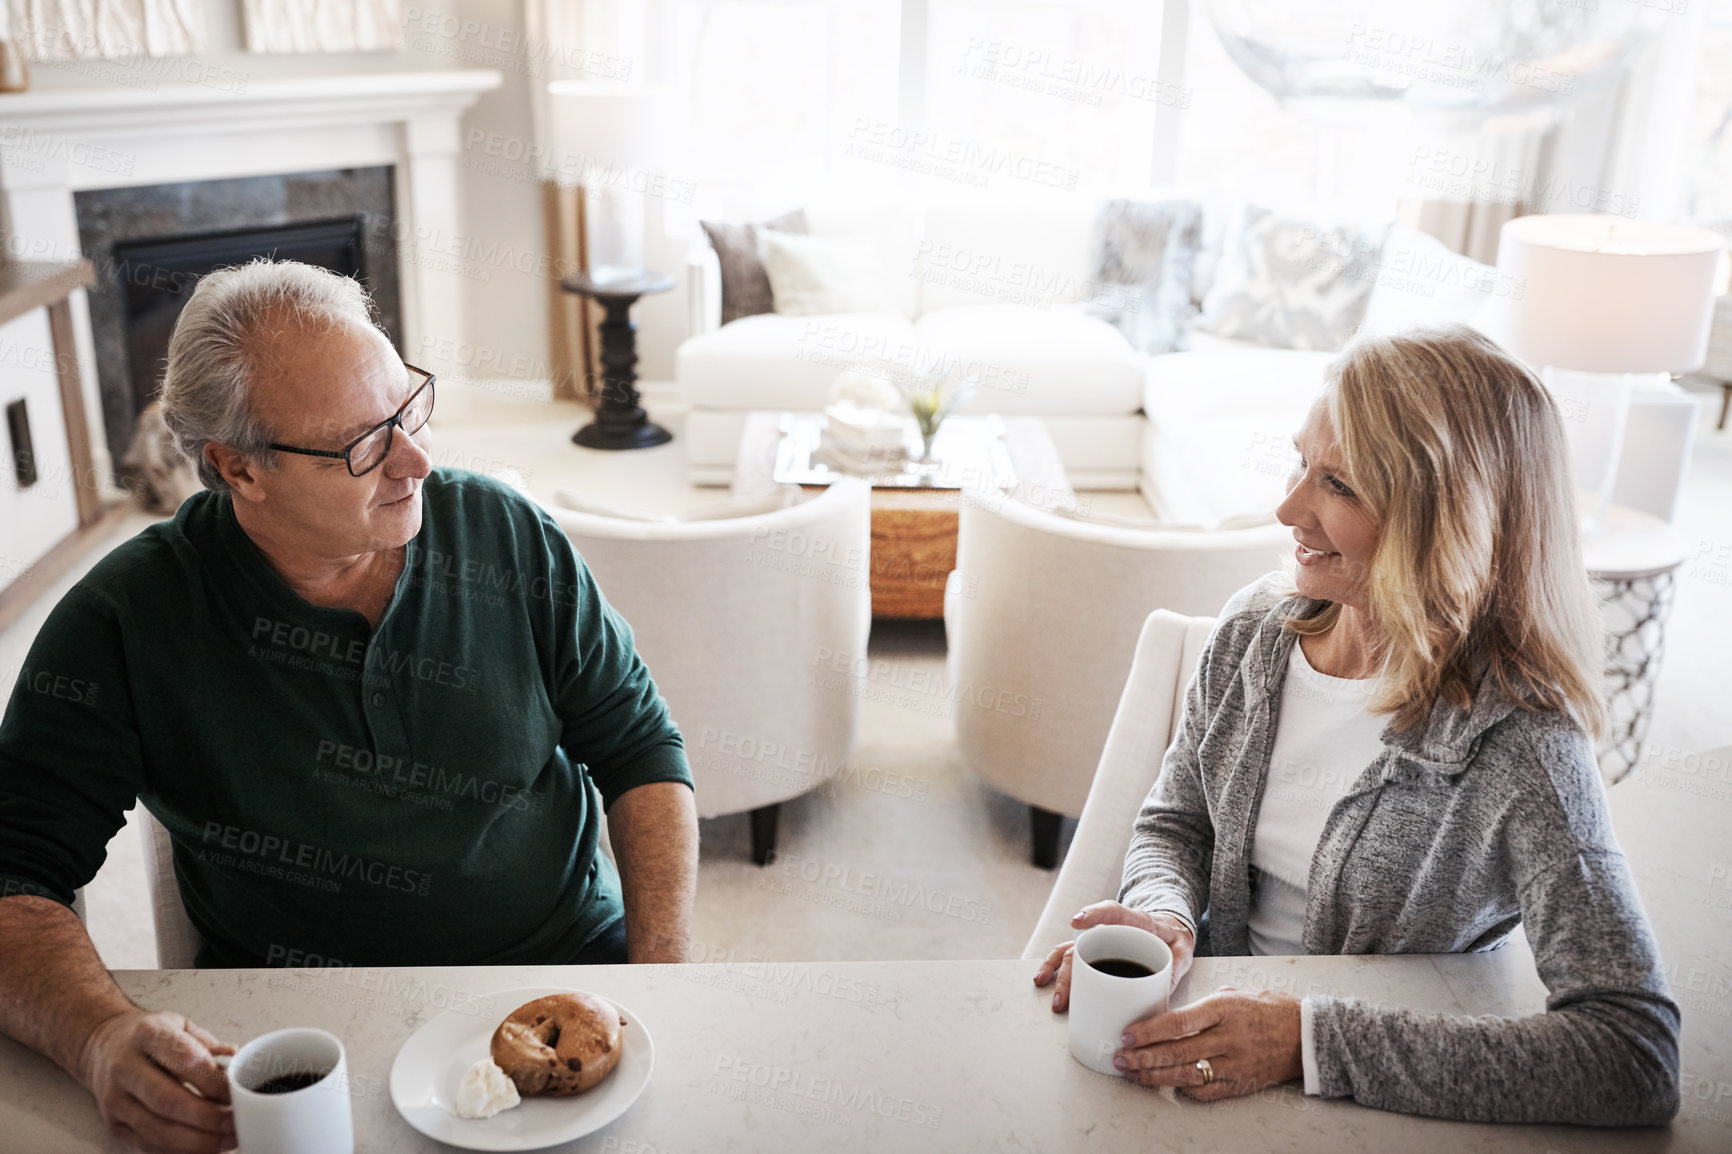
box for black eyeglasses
[269,365,436,478]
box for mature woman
[1034,325,1679,1126]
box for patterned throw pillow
[1198,205,1389,352]
[700,209,809,325]
[1087,198,1205,354]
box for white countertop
[0,945,1721,1153]
[5,760,1727,1153]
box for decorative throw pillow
[1356,224,1498,337]
[760,231,893,316]
[1198,205,1389,351]
[700,209,808,325]
[1087,197,1205,354]
[1191,200,1235,306]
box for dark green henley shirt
[0,468,691,967]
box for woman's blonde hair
[1288,324,1606,737]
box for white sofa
[678,198,1698,529]
[1136,337,1337,528]
[679,199,1152,490]
[676,197,1496,501]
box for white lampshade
[1486,215,1723,374]
[544,82,668,182]
[543,83,673,284]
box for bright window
[660,0,901,194]
[593,0,1409,213]
[656,0,1168,199]
[1175,9,1409,216]
[920,0,1168,193]
[1680,0,1732,231]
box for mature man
[0,260,698,1153]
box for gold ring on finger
[1195,1058,1214,1085]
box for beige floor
[4,381,1728,971]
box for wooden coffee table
[733,411,1072,618]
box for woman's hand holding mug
[1031,901,1196,1013]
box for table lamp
[1485,215,1722,535]
[544,82,677,450]
[544,83,668,285]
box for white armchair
[945,495,1285,867]
[546,480,873,863]
[1022,610,1215,961]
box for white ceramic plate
[390,986,653,1151]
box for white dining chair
[945,492,1282,868]
[546,479,873,864]
[1021,609,1215,961]
[139,808,203,968]
[70,807,202,968]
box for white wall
[22,0,557,396]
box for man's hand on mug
[1031,901,1196,1012]
[78,1008,237,1153]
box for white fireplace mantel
[0,68,503,491]
[0,71,502,145]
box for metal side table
[1584,505,1689,784]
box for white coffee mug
[1067,923,1173,1075]
[228,1027,355,1154]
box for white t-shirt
[1246,638,1387,956]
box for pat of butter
[455,1057,522,1119]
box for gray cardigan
[1120,576,1680,1127]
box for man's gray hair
[159,258,380,493]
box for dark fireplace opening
[75,166,401,474]
[116,218,370,429]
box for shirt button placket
[361,636,411,753]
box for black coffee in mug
[1089,958,1155,979]
[254,1071,325,1095]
